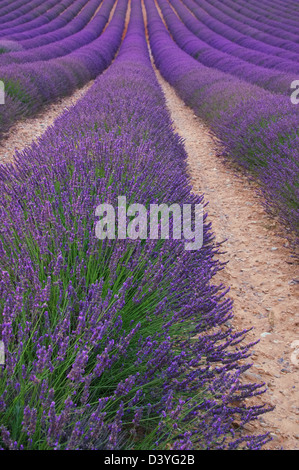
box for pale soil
[0,80,94,165]
[155,70,299,450]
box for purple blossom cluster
[0,0,124,136]
[0,0,272,450]
[146,0,299,246]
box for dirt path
[155,71,299,450]
[0,80,94,165]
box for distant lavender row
[0,0,43,24]
[159,0,297,96]
[0,0,29,18]
[0,0,122,136]
[171,0,299,75]
[7,0,95,48]
[0,0,112,67]
[0,0,20,14]
[187,0,299,58]
[0,0,81,40]
[0,0,271,450]
[146,0,299,244]
[222,0,299,27]
[0,0,57,28]
[208,0,299,38]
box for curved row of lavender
[176,0,299,68]
[207,0,299,37]
[6,0,97,47]
[188,0,299,57]
[0,0,57,28]
[0,0,85,42]
[0,0,44,24]
[196,0,299,52]
[158,0,298,95]
[212,0,299,32]
[170,0,299,80]
[210,0,299,35]
[0,0,110,66]
[145,0,299,246]
[0,0,22,17]
[0,0,118,136]
[0,0,272,450]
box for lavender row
[0,0,122,136]
[187,0,299,58]
[223,0,299,26]
[194,0,299,53]
[218,0,299,32]
[159,0,297,96]
[171,0,299,75]
[0,0,26,18]
[208,0,299,38]
[0,0,271,450]
[6,0,95,48]
[0,0,43,24]
[0,0,80,41]
[146,0,299,245]
[0,0,56,28]
[0,0,111,67]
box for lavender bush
[0,0,272,450]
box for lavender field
[0,0,298,451]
